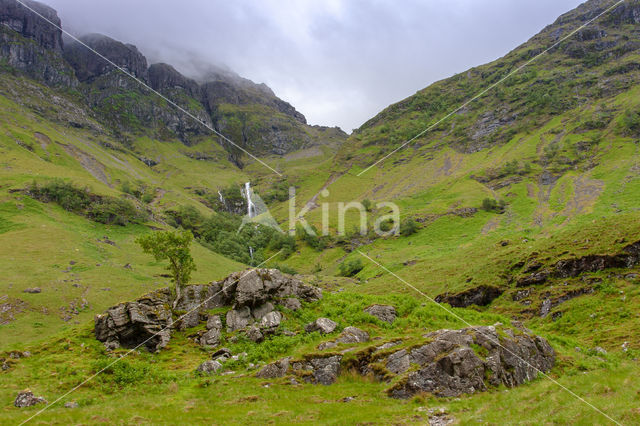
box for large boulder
[364,305,397,324]
[256,357,291,379]
[292,355,342,385]
[196,360,222,375]
[94,288,172,351]
[385,325,555,398]
[305,318,337,334]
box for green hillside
[2,0,640,424]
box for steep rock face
[63,33,148,82]
[0,0,76,86]
[148,62,201,99]
[0,0,63,51]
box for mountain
[0,0,346,159]
[2,0,640,424]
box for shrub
[362,199,373,212]
[481,198,507,214]
[339,258,364,277]
[399,218,419,236]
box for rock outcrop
[94,288,172,351]
[517,240,640,287]
[435,285,504,308]
[305,318,337,334]
[257,324,554,399]
[95,269,321,351]
[384,325,555,398]
[364,305,397,324]
[0,0,76,86]
[63,33,148,83]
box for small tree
[136,230,196,307]
[400,217,419,236]
[362,199,373,212]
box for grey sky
[44,0,584,132]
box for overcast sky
[44,0,584,132]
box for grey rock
[94,288,172,351]
[336,326,370,344]
[595,346,607,355]
[196,360,222,375]
[386,349,410,374]
[540,299,552,318]
[23,287,41,294]
[260,311,282,330]
[318,341,338,350]
[281,297,302,311]
[200,328,221,347]
[364,305,397,324]
[14,390,47,407]
[64,401,79,409]
[256,357,291,378]
[226,306,252,332]
[387,326,555,398]
[251,302,275,320]
[305,318,337,334]
[206,314,222,330]
[307,356,342,385]
[211,347,232,360]
[246,325,264,343]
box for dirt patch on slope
[58,142,111,187]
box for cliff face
[63,34,149,83]
[0,0,344,156]
[0,0,75,86]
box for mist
[44,0,583,132]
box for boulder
[281,297,302,311]
[305,318,337,334]
[251,302,275,320]
[386,326,555,398]
[196,360,222,375]
[23,287,41,294]
[256,357,291,379]
[260,311,282,330]
[336,326,370,344]
[292,355,342,385]
[206,314,222,330]
[14,390,46,407]
[364,305,397,324]
[226,307,252,332]
[94,288,172,351]
[246,326,264,343]
[200,328,221,347]
[64,401,79,409]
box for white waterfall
[218,190,225,204]
[245,182,256,218]
[249,246,254,260]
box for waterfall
[244,182,256,218]
[249,246,254,260]
[218,190,224,204]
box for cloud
[44,0,583,132]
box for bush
[339,258,364,277]
[362,199,373,212]
[28,180,147,225]
[481,198,507,214]
[400,218,419,236]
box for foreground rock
[14,390,47,407]
[305,318,337,334]
[95,269,321,350]
[257,324,554,398]
[384,325,555,398]
[94,288,172,351]
[364,305,397,324]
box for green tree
[400,217,419,236]
[136,230,196,306]
[362,199,373,212]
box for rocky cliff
[0,0,345,155]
